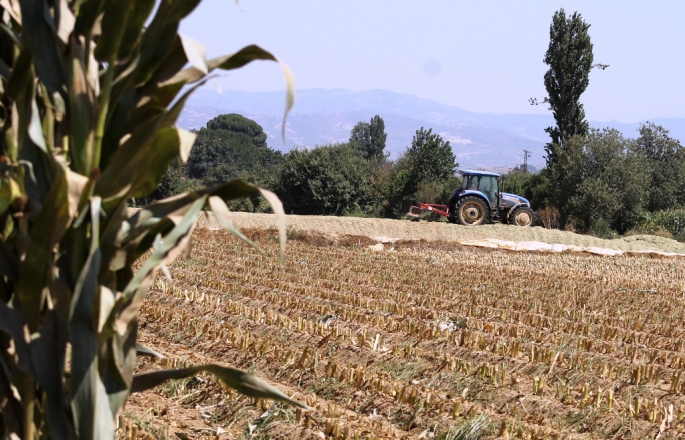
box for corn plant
[0,0,304,438]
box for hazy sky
[179,1,685,123]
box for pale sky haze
[179,1,685,123]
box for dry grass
[127,228,685,439]
[192,211,685,254]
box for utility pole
[522,149,532,173]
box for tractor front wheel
[509,206,536,227]
[456,196,489,226]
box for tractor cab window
[462,176,479,191]
[479,176,497,204]
[462,175,498,205]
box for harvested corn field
[127,227,685,439]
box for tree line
[142,8,685,241]
[140,113,460,218]
[143,110,684,240]
[506,123,685,239]
[521,8,685,239]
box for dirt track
[197,211,685,254]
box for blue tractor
[408,170,536,226]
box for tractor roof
[458,169,501,178]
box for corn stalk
[0,0,302,438]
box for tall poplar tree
[541,9,595,167]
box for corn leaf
[258,188,286,261]
[0,0,21,23]
[5,48,32,103]
[131,364,311,410]
[209,195,263,254]
[119,195,206,327]
[0,239,19,281]
[69,198,110,440]
[18,170,71,328]
[30,310,74,440]
[55,0,75,44]
[133,0,202,85]
[28,97,48,153]
[177,128,196,164]
[135,343,165,359]
[18,0,66,97]
[104,330,136,417]
[117,0,156,58]
[156,44,294,110]
[94,0,135,62]
[95,126,183,200]
[0,1,295,435]
[112,36,182,116]
[121,179,264,248]
[179,34,207,74]
[74,0,105,36]
[67,48,95,175]
[0,354,23,438]
[159,79,207,129]
[0,301,34,375]
[17,80,53,202]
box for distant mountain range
[177,88,685,169]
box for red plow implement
[407,203,450,219]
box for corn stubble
[133,228,685,439]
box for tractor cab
[458,171,501,210]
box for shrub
[536,206,561,229]
[634,209,685,237]
[651,209,685,236]
[275,144,372,216]
[415,177,462,206]
[654,228,675,240]
[589,218,617,239]
[676,230,685,243]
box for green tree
[349,115,387,160]
[406,127,457,184]
[0,1,305,438]
[633,122,685,212]
[554,130,648,233]
[207,113,268,148]
[188,115,283,179]
[539,9,596,167]
[381,128,458,218]
[502,168,548,208]
[521,172,553,211]
[275,144,371,215]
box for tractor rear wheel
[456,196,489,226]
[509,206,536,227]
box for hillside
[177,88,685,169]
